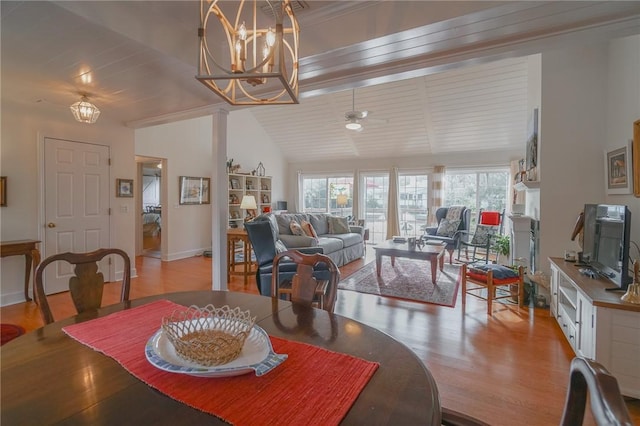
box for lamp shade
[337,194,348,207]
[240,195,257,210]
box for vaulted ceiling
[2,1,640,163]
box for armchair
[422,206,471,264]
[244,219,327,296]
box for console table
[0,239,41,301]
[549,257,640,398]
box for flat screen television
[582,204,632,290]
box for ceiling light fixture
[345,120,361,131]
[197,0,300,105]
[70,96,100,124]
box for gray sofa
[257,213,365,267]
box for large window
[301,175,353,216]
[398,173,428,236]
[444,168,510,229]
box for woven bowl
[162,304,256,366]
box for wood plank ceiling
[2,1,639,163]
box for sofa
[256,212,365,267]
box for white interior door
[43,138,110,294]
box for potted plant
[492,234,510,265]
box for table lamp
[337,194,348,216]
[240,195,258,221]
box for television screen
[582,204,631,289]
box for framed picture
[179,176,210,205]
[525,108,539,178]
[634,119,639,197]
[230,178,240,190]
[116,178,134,197]
[604,141,632,195]
[0,176,6,207]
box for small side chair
[34,248,131,324]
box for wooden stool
[461,264,524,315]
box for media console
[549,257,639,398]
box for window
[444,169,509,228]
[301,175,353,216]
[362,173,389,244]
[398,173,428,236]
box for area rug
[338,258,461,307]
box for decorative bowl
[162,304,256,366]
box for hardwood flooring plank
[1,253,638,425]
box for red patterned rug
[339,258,461,307]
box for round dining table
[1,291,441,425]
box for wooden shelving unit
[228,173,272,228]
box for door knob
[47,222,56,228]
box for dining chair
[271,250,340,313]
[439,357,633,426]
[34,248,131,324]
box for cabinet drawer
[557,305,577,350]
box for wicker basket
[162,304,256,366]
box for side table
[226,228,255,286]
[1,240,41,301]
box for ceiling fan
[343,89,387,132]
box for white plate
[145,323,287,377]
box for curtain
[351,169,360,220]
[293,170,301,212]
[386,167,400,239]
[429,165,445,226]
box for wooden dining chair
[271,250,340,313]
[34,248,131,324]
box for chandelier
[197,0,299,105]
[70,96,100,124]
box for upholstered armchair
[422,206,471,264]
[244,219,328,296]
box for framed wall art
[116,178,134,197]
[634,119,640,197]
[604,141,632,195]
[179,176,210,205]
[0,176,6,206]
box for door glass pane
[362,174,389,244]
[399,174,428,237]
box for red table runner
[62,300,379,425]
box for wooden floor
[2,251,638,425]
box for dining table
[1,291,442,425]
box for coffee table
[373,239,445,284]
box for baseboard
[165,248,210,262]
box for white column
[211,108,229,291]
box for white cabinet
[549,258,640,398]
[228,174,272,228]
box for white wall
[540,37,640,276]
[605,35,640,258]
[0,100,135,306]
[227,108,287,205]
[135,117,214,261]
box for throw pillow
[328,216,351,234]
[468,263,519,280]
[436,218,460,237]
[300,220,318,238]
[275,239,287,253]
[446,206,465,220]
[289,221,305,236]
[471,224,493,245]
